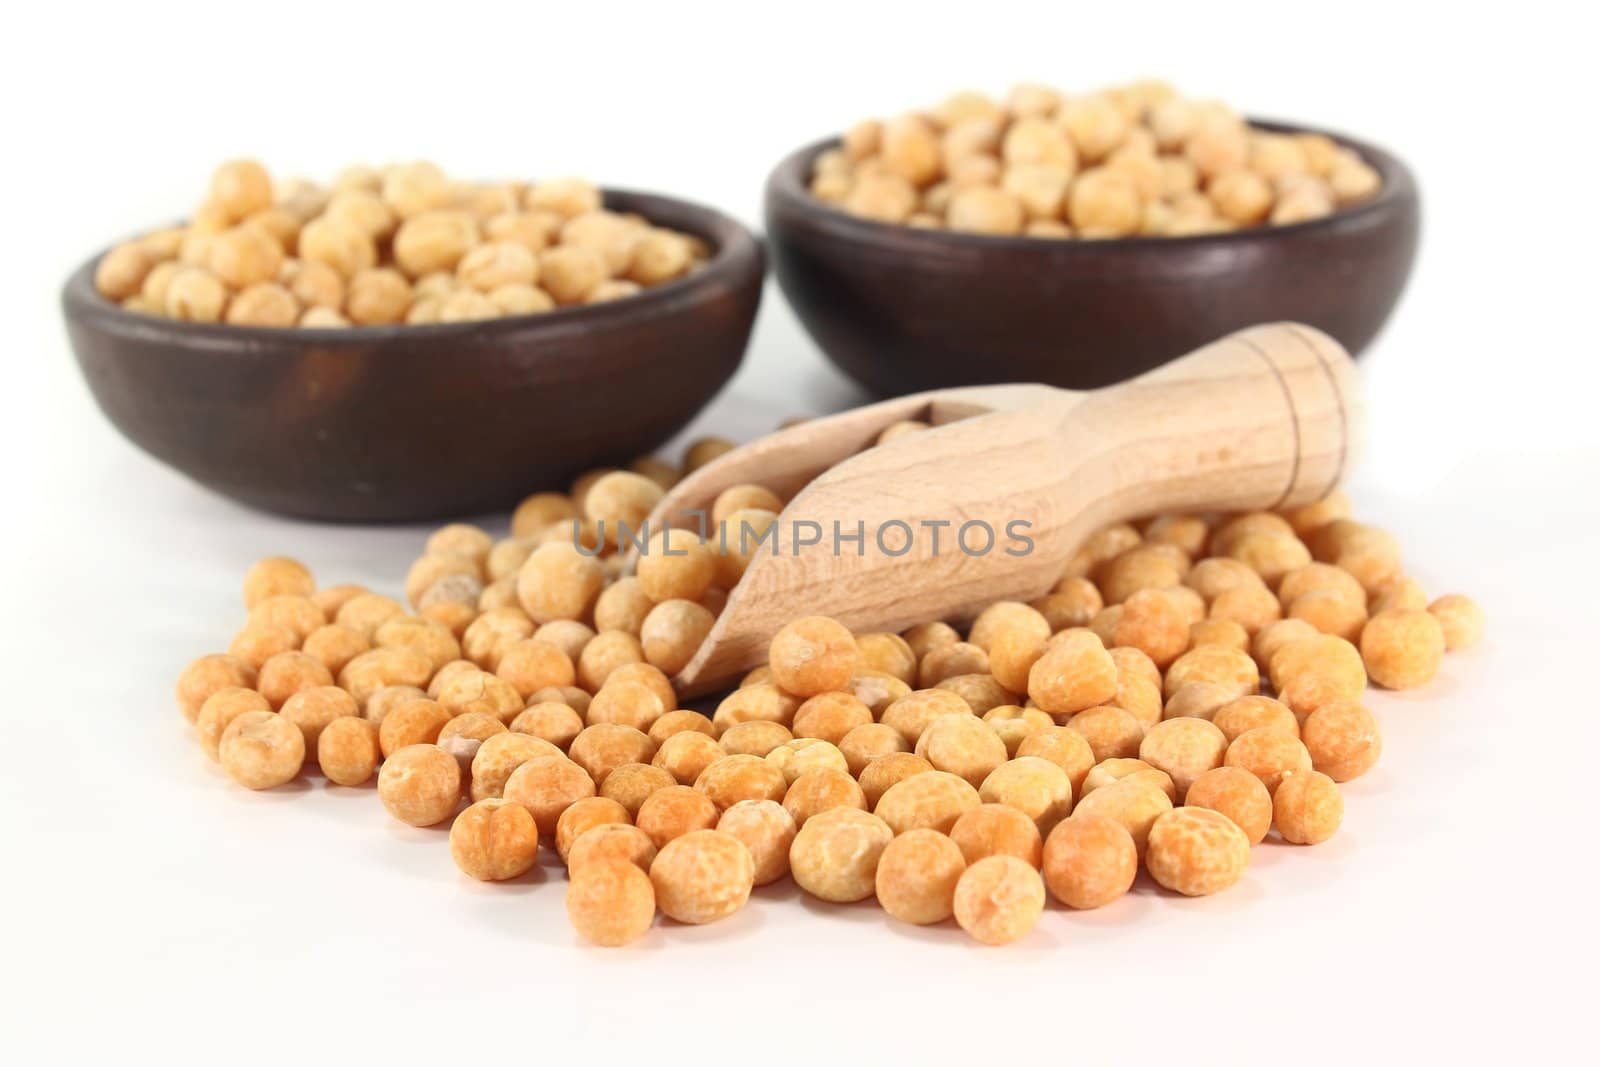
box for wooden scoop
[648,322,1359,697]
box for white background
[3,1,1596,1062]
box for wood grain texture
[765,120,1419,396]
[61,190,766,522]
[661,323,1360,696]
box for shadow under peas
[230,776,314,802]
[875,906,1064,951]
[380,811,456,839]
[1253,831,1360,881]
[463,864,595,951]
[750,877,801,904]
[197,746,318,800]
[759,870,1087,949]
[560,926,672,955]
[459,859,548,897]
[881,915,959,945]
[1006,921,1063,951]
[315,777,377,801]
[299,775,386,824]
[796,891,884,925]
[1138,867,1271,913]
[366,802,464,886]
[1049,882,1156,928]
[441,834,690,952]
[658,899,768,944]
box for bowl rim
[767,117,1417,251]
[63,185,764,345]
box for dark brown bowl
[63,190,765,522]
[765,120,1419,395]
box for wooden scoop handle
[1047,322,1359,525]
[669,322,1360,697]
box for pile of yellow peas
[811,81,1384,238]
[177,431,1482,947]
[93,160,709,327]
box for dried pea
[1360,609,1446,689]
[452,798,540,881]
[317,716,380,787]
[568,862,656,946]
[1428,594,1483,650]
[1145,807,1250,896]
[650,829,753,923]
[876,828,967,925]
[378,744,461,826]
[769,616,857,697]
[950,803,1043,867]
[1273,770,1344,844]
[554,796,631,862]
[953,855,1045,945]
[1041,813,1137,909]
[790,807,893,903]
[219,710,304,789]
